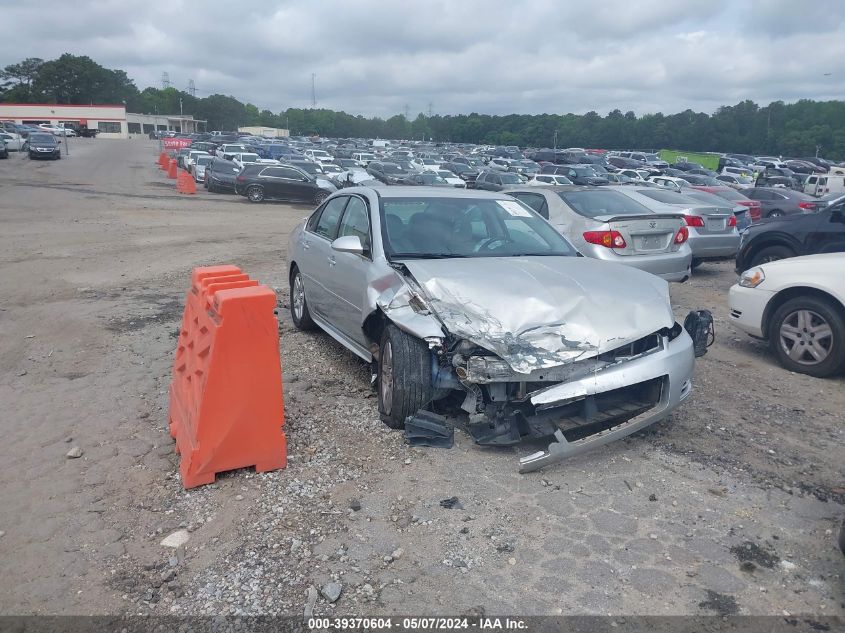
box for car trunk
[593,214,683,256]
[691,206,734,235]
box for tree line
[2,54,844,159]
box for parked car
[690,186,762,224]
[27,133,61,160]
[351,152,376,167]
[527,174,574,186]
[475,170,524,191]
[681,189,751,232]
[287,187,699,471]
[613,187,740,268]
[304,149,335,165]
[0,132,25,152]
[425,169,466,188]
[743,188,823,218]
[716,174,755,189]
[367,161,408,185]
[204,157,241,192]
[235,164,335,204]
[561,165,609,186]
[729,253,845,377]
[803,173,845,198]
[649,176,691,191]
[0,137,7,159]
[441,162,480,187]
[215,143,248,158]
[192,156,213,183]
[734,198,845,269]
[184,150,211,173]
[505,187,691,282]
[401,172,451,187]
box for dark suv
[367,161,408,185]
[235,164,332,204]
[474,170,524,191]
[441,161,479,187]
[27,133,61,160]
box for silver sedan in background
[505,186,692,282]
[611,186,741,268]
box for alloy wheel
[778,309,833,365]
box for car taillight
[684,215,705,227]
[798,202,816,212]
[583,230,627,248]
[727,216,737,227]
[674,226,689,244]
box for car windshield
[572,167,597,177]
[644,154,660,161]
[381,197,577,258]
[382,164,403,174]
[558,190,655,218]
[710,188,747,202]
[420,174,447,184]
[312,150,330,157]
[239,154,259,162]
[30,134,54,143]
[196,157,212,166]
[436,171,453,178]
[499,173,522,184]
[293,162,320,175]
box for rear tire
[289,267,316,331]
[750,245,794,267]
[378,325,435,429]
[690,258,703,270]
[314,191,329,205]
[768,296,845,378]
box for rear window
[709,188,746,202]
[558,190,654,218]
[636,189,695,205]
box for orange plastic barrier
[168,159,177,179]
[168,265,287,488]
[177,169,197,194]
[158,152,168,169]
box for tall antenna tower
[427,102,433,118]
[310,73,317,108]
[161,72,170,89]
[187,79,196,97]
[404,104,410,120]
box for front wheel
[246,185,264,202]
[289,267,316,331]
[768,296,845,378]
[378,325,435,429]
[313,191,329,205]
[750,245,793,267]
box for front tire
[768,296,845,378]
[378,325,435,429]
[246,185,264,202]
[289,267,316,331]
[314,191,329,205]
[750,245,794,267]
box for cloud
[0,0,842,117]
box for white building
[0,103,207,138]
[0,103,129,138]
[237,126,289,138]
[127,113,206,136]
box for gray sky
[1,0,843,117]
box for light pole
[553,130,558,151]
[63,128,69,156]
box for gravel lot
[0,139,842,619]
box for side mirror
[331,235,364,255]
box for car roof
[350,186,514,200]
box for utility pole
[179,98,183,116]
[311,74,317,108]
[553,130,558,150]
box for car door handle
[301,240,310,250]
[328,256,336,266]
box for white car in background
[228,153,278,169]
[729,253,845,377]
[192,155,213,183]
[216,144,248,158]
[304,149,335,165]
[0,132,25,151]
[649,175,691,191]
[425,169,466,188]
[409,157,440,171]
[526,174,573,186]
[38,123,76,137]
[184,150,210,173]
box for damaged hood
[401,256,673,374]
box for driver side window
[337,197,371,253]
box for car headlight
[739,267,765,288]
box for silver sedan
[287,187,699,472]
[505,186,692,282]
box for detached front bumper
[514,330,695,472]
